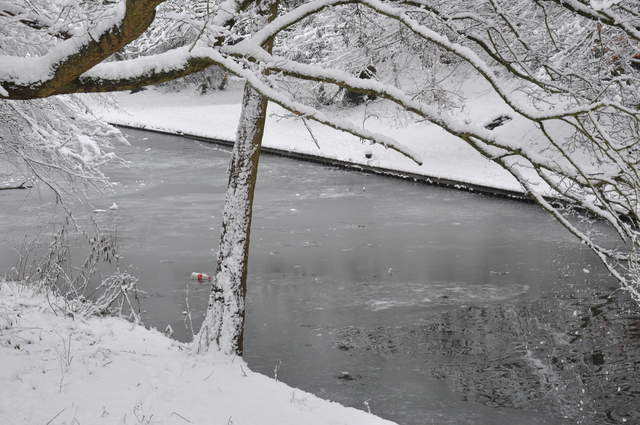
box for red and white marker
[190,272,212,282]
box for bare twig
[301,117,321,149]
[45,408,65,425]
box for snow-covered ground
[0,281,395,425]
[90,78,537,193]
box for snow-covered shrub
[11,221,144,323]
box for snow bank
[87,79,534,194]
[0,281,395,425]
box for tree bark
[196,0,278,356]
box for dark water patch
[429,288,639,424]
[328,286,640,424]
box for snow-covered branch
[74,48,217,93]
[0,0,166,99]
[212,51,423,163]
[546,0,640,41]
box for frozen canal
[1,128,639,425]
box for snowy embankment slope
[0,282,395,425]
[90,79,538,194]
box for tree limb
[0,0,167,99]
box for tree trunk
[196,0,277,356]
[196,84,267,355]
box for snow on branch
[0,3,72,40]
[0,0,166,99]
[358,0,637,121]
[547,0,640,41]
[75,47,216,93]
[239,0,353,47]
[210,51,423,164]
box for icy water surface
[1,129,639,425]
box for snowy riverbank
[90,79,540,194]
[0,281,395,425]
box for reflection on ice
[333,287,640,424]
[364,283,531,311]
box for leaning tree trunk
[196,85,267,355]
[196,0,277,356]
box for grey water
[1,128,639,425]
